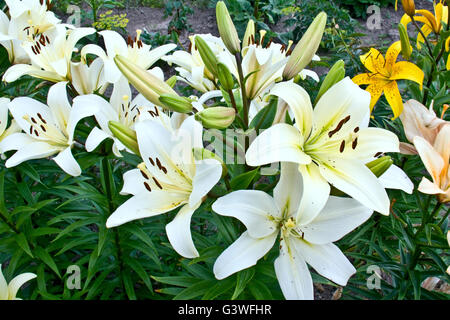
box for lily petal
[53,147,81,176]
[274,162,303,219]
[85,127,111,152]
[413,136,444,182]
[166,202,201,258]
[213,231,277,280]
[189,159,222,207]
[106,191,187,228]
[378,164,414,194]
[269,82,313,138]
[274,239,313,300]
[293,240,356,286]
[319,158,390,215]
[7,273,36,300]
[120,168,147,196]
[390,61,424,89]
[246,123,311,167]
[212,190,280,238]
[301,196,373,244]
[5,141,61,168]
[383,81,404,119]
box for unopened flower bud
[402,0,416,17]
[243,19,255,47]
[166,75,177,88]
[193,147,227,177]
[159,94,193,113]
[366,156,393,178]
[217,62,234,91]
[315,59,345,104]
[114,55,178,107]
[283,12,327,80]
[398,24,412,60]
[195,107,235,129]
[108,121,140,155]
[216,1,241,54]
[195,36,219,77]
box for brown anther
[265,39,273,48]
[31,117,37,124]
[156,158,162,169]
[40,125,46,132]
[328,115,351,138]
[153,177,163,190]
[161,166,167,174]
[37,113,47,124]
[354,127,359,133]
[339,140,346,153]
[251,34,255,44]
[374,152,383,157]
[34,129,39,136]
[140,170,149,180]
[29,126,33,134]
[352,138,358,150]
[148,157,155,166]
[144,182,152,192]
[31,46,37,55]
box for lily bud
[243,19,255,47]
[193,147,227,177]
[108,121,140,156]
[366,156,393,178]
[217,62,234,91]
[195,36,219,77]
[114,55,178,107]
[398,23,412,60]
[159,94,193,113]
[402,0,415,17]
[195,107,235,129]
[166,75,177,88]
[216,1,241,54]
[315,59,345,104]
[282,12,327,80]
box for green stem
[101,157,125,294]
[235,53,249,129]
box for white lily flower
[0,0,60,64]
[3,25,95,83]
[212,162,373,300]
[0,82,98,176]
[106,116,222,258]
[0,264,36,300]
[81,73,162,157]
[0,98,21,158]
[81,29,176,83]
[246,77,400,216]
[163,34,229,93]
[70,57,108,95]
[221,39,289,100]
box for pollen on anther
[352,138,358,150]
[153,177,163,190]
[148,157,155,166]
[143,182,152,192]
[339,140,345,153]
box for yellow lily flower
[352,41,424,119]
[400,0,449,49]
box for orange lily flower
[414,123,450,203]
[352,41,424,119]
[400,0,449,49]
